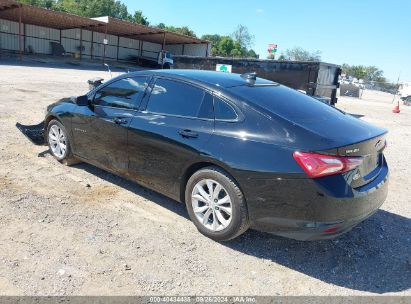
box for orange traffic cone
[392,100,400,113]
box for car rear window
[231,85,344,122]
[214,96,237,120]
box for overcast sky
[124,0,411,82]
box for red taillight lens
[293,151,363,178]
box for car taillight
[293,151,363,178]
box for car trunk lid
[323,133,387,188]
[229,84,388,186]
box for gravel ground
[0,58,410,296]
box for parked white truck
[138,50,173,69]
[399,81,411,102]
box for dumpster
[173,56,341,105]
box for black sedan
[44,70,389,241]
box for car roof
[129,69,274,89]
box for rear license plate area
[352,153,382,188]
[361,153,380,176]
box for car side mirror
[88,77,104,90]
[75,95,89,106]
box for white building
[0,0,210,62]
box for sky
[124,0,411,82]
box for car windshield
[230,85,345,123]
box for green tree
[201,34,222,46]
[277,53,286,60]
[246,49,258,58]
[131,10,149,25]
[230,40,245,57]
[19,0,55,9]
[232,24,254,50]
[175,26,196,37]
[54,0,130,19]
[364,66,383,81]
[53,0,78,16]
[202,29,258,58]
[201,34,223,56]
[85,0,130,19]
[342,64,398,93]
[53,0,83,15]
[341,64,384,81]
[342,64,367,79]
[230,48,243,57]
[155,24,197,37]
[218,36,235,56]
[210,46,220,56]
[283,46,321,61]
[156,22,166,29]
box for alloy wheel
[191,179,232,232]
[48,125,67,159]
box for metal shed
[0,0,210,62]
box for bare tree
[284,47,321,61]
[232,25,254,50]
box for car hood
[59,96,76,104]
[47,97,75,111]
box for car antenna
[240,72,257,85]
[104,63,112,78]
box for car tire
[185,166,250,241]
[46,119,79,166]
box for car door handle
[113,117,128,125]
[178,129,199,139]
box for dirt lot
[0,59,410,296]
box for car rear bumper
[241,164,389,241]
[270,206,382,241]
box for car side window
[198,92,214,119]
[93,77,149,109]
[146,78,206,118]
[214,96,238,120]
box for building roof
[0,0,208,45]
[92,16,207,45]
[0,0,103,30]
